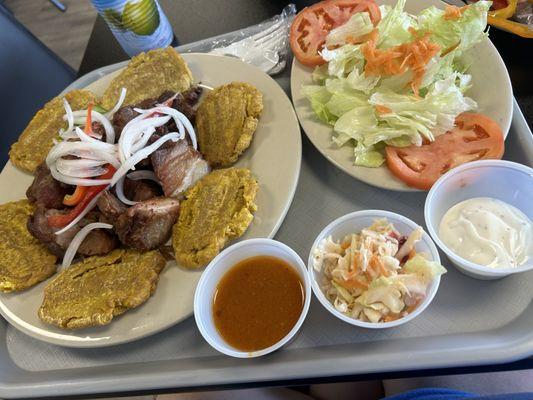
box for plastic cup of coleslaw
[425,160,533,280]
[308,210,442,329]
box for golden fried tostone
[0,200,57,292]
[9,90,96,173]
[38,249,165,329]
[100,47,193,110]
[172,168,258,268]
[196,82,263,167]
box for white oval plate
[0,53,301,348]
[290,0,513,192]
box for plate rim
[0,53,302,348]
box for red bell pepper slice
[48,165,116,228]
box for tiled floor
[3,0,96,70]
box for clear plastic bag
[179,4,296,75]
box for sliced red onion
[69,110,115,144]
[105,87,127,118]
[129,126,156,154]
[134,106,196,149]
[115,176,137,206]
[395,227,423,261]
[56,158,108,169]
[118,116,170,163]
[63,98,74,133]
[74,127,104,143]
[59,129,78,141]
[157,92,178,107]
[61,222,113,269]
[127,170,159,183]
[49,164,113,186]
[56,160,108,178]
[111,132,182,186]
[47,141,119,169]
[54,191,106,235]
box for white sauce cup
[425,160,533,280]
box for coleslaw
[302,0,491,167]
[312,218,446,323]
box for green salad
[302,0,491,167]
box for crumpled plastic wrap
[180,4,296,75]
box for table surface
[73,0,531,393]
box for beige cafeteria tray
[0,41,532,398]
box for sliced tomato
[385,113,505,190]
[290,0,381,67]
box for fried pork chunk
[151,139,210,198]
[115,197,180,250]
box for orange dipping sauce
[213,256,304,352]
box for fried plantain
[172,168,258,268]
[0,200,57,292]
[9,90,96,173]
[38,249,165,329]
[100,47,193,110]
[196,82,263,167]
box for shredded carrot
[370,255,390,277]
[407,249,417,260]
[352,253,358,271]
[383,313,401,322]
[341,241,351,250]
[340,276,369,290]
[444,5,467,20]
[375,105,392,115]
[406,299,421,314]
[362,29,440,96]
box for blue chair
[0,4,75,167]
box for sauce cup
[425,160,533,280]
[309,210,442,329]
[194,238,311,358]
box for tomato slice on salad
[290,0,381,67]
[385,113,505,190]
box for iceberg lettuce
[326,12,374,48]
[418,0,490,54]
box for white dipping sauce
[439,197,532,269]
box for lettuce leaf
[376,0,416,49]
[321,44,364,78]
[326,12,374,48]
[354,142,385,167]
[301,85,336,125]
[357,277,405,314]
[418,1,490,55]
[370,73,477,139]
[333,105,377,140]
[403,254,447,283]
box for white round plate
[290,0,513,192]
[0,53,301,347]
